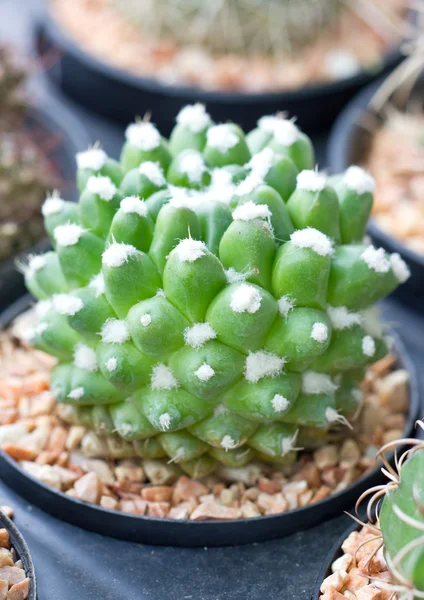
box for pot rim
[311,521,359,600]
[0,509,37,600]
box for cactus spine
[23,105,409,477]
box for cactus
[0,45,59,262]
[22,106,410,476]
[114,0,341,57]
[357,423,424,600]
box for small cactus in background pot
[355,422,424,600]
[22,104,410,478]
[0,46,60,262]
[114,0,340,57]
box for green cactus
[358,425,424,600]
[22,106,410,476]
[114,0,340,57]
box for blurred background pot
[36,0,409,134]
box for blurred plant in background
[116,0,341,57]
[0,46,59,262]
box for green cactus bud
[248,422,300,463]
[180,454,217,478]
[219,209,276,291]
[197,200,233,255]
[97,340,154,391]
[331,166,375,244]
[267,118,314,171]
[311,325,379,372]
[54,224,105,288]
[163,238,227,322]
[77,406,95,429]
[144,189,172,221]
[169,104,212,155]
[25,304,80,361]
[51,285,115,343]
[108,197,154,252]
[22,252,68,299]
[223,372,301,421]
[203,124,251,167]
[92,404,115,435]
[209,446,254,468]
[281,390,337,429]
[158,430,208,463]
[41,194,80,244]
[102,242,161,317]
[66,365,123,406]
[50,363,73,402]
[246,116,277,154]
[119,160,167,199]
[149,201,202,272]
[272,228,333,311]
[127,293,189,362]
[287,171,341,242]
[327,245,406,310]
[282,371,339,429]
[24,106,408,473]
[169,340,245,401]
[110,398,157,440]
[206,283,278,353]
[133,437,167,459]
[297,426,329,450]
[121,121,172,172]
[221,164,248,184]
[263,155,298,203]
[234,184,294,243]
[142,369,213,432]
[167,149,211,189]
[79,175,122,238]
[57,403,85,426]
[107,436,137,459]
[76,147,122,191]
[237,147,298,204]
[265,307,332,372]
[189,408,258,450]
[334,375,362,417]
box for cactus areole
[22,106,410,478]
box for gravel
[0,327,410,521]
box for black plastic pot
[0,508,37,600]
[311,521,358,600]
[327,78,424,311]
[0,295,420,547]
[0,100,89,311]
[35,10,404,135]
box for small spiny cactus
[22,104,410,477]
[357,422,424,600]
